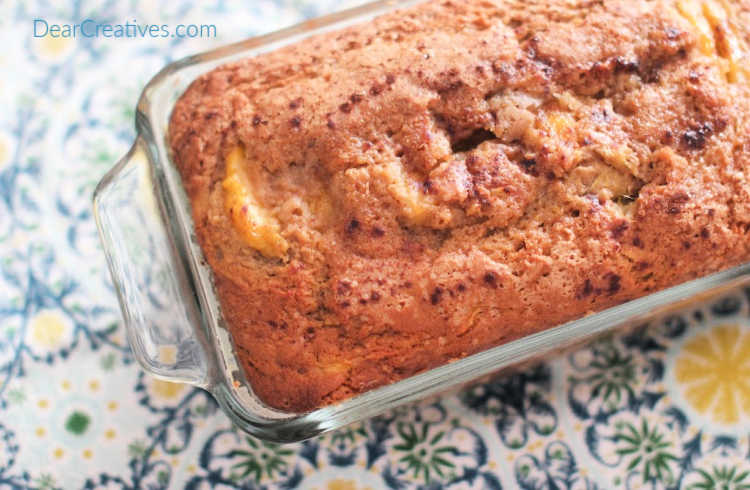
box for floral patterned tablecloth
[3,1,750,488]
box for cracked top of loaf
[169,0,750,411]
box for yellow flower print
[674,324,750,424]
[150,379,186,400]
[30,311,70,349]
[33,34,74,62]
[327,480,373,490]
[0,133,10,170]
[143,377,189,410]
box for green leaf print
[392,422,458,482]
[615,418,678,485]
[690,465,750,490]
[230,436,293,483]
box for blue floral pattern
[4,0,750,488]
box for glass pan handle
[93,137,211,388]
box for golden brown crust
[169,0,750,412]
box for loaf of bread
[169,0,750,411]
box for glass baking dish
[93,0,750,443]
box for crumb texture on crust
[169,0,750,412]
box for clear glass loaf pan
[93,0,750,443]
